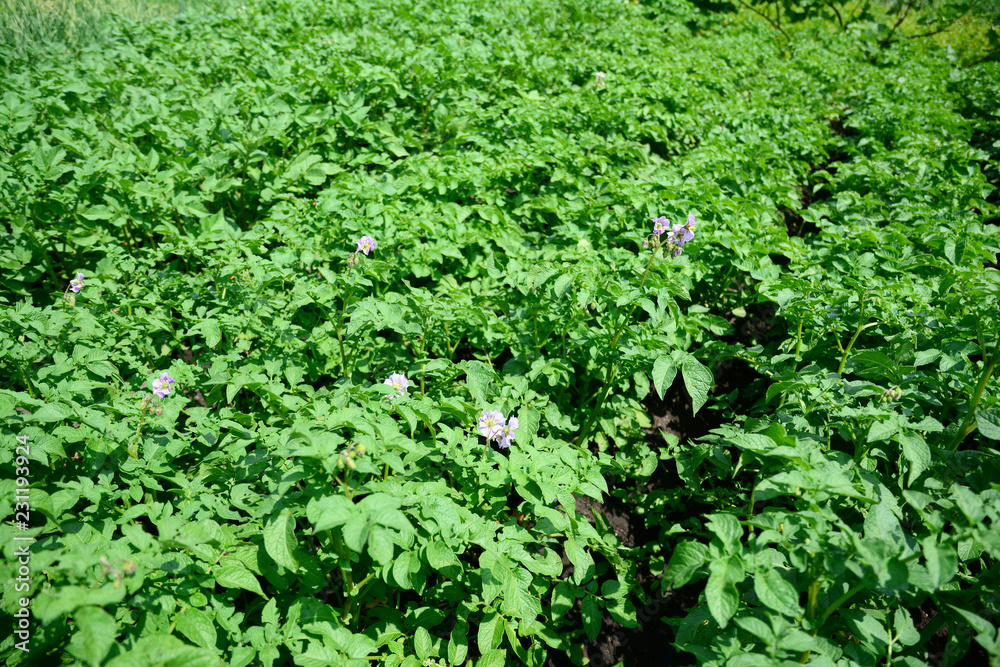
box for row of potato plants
[1,0,998,665]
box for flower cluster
[69,272,85,293]
[594,71,605,87]
[384,372,409,399]
[337,442,366,470]
[882,385,903,402]
[647,213,696,257]
[348,235,377,268]
[479,410,518,449]
[151,372,176,399]
[100,556,137,590]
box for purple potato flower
[384,373,409,399]
[151,372,176,399]
[497,416,519,449]
[652,216,669,236]
[478,410,506,441]
[664,213,696,257]
[666,223,694,247]
[356,236,376,255]
[69,273,85,293]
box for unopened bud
[882,386,902,402]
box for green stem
[576,246,659,445]
[532,306,540,363]
[15,355,37,399]
[334,284,354,378]
[746,477,757,527]
[837,293,876,374]
[129,399,150,460]
[341,572,376,625]
[817,582,867,628]
[949,346,998,451]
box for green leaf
[32,403,69,422]
[922,537,957,590]
[652,355,677,400]
[841,608,890,653]
[426,540,461,577]
[976,407,1000,440]
[664,541,708,589]
[500,564,542,620]
[550,582,574,621]
[553,273,574,298]
[175,607,217,650]
[753,568,800,617]
[582,595,602,641]
[264,509,300,571]
[342,514,373,554]
[864,501,904,548]
[516,406,541,446]
[682,358,713,414]
[448,621,469,665]
[868,416,900,443]
[82,205,113,220]
[899,431,930,485]
[414,627,432,660]
[484,253,504,279]
[306,495,354,531]
[476,649,506,667]
[104,634,219,667]
[566,538,596,585]
[894,607,920,646]
[734,615,774,643]
[706,513,743,551]
[67,606,117,666]
[367,525,395,566]
[477,610,504,652]
[202,320,221,348]
[706,556,743,628]
[214,564,265,597]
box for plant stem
[129,398,150,460]
[336,284,354,377]
[817,582,866,628]
[734,0,791,42]
[837,293,876,374]
[949,345,998,451]
[15,355,37,399]
[576,246,659,445]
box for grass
[0,0,190,56]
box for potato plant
[1,0,998,665]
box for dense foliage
[1,0,998,665]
